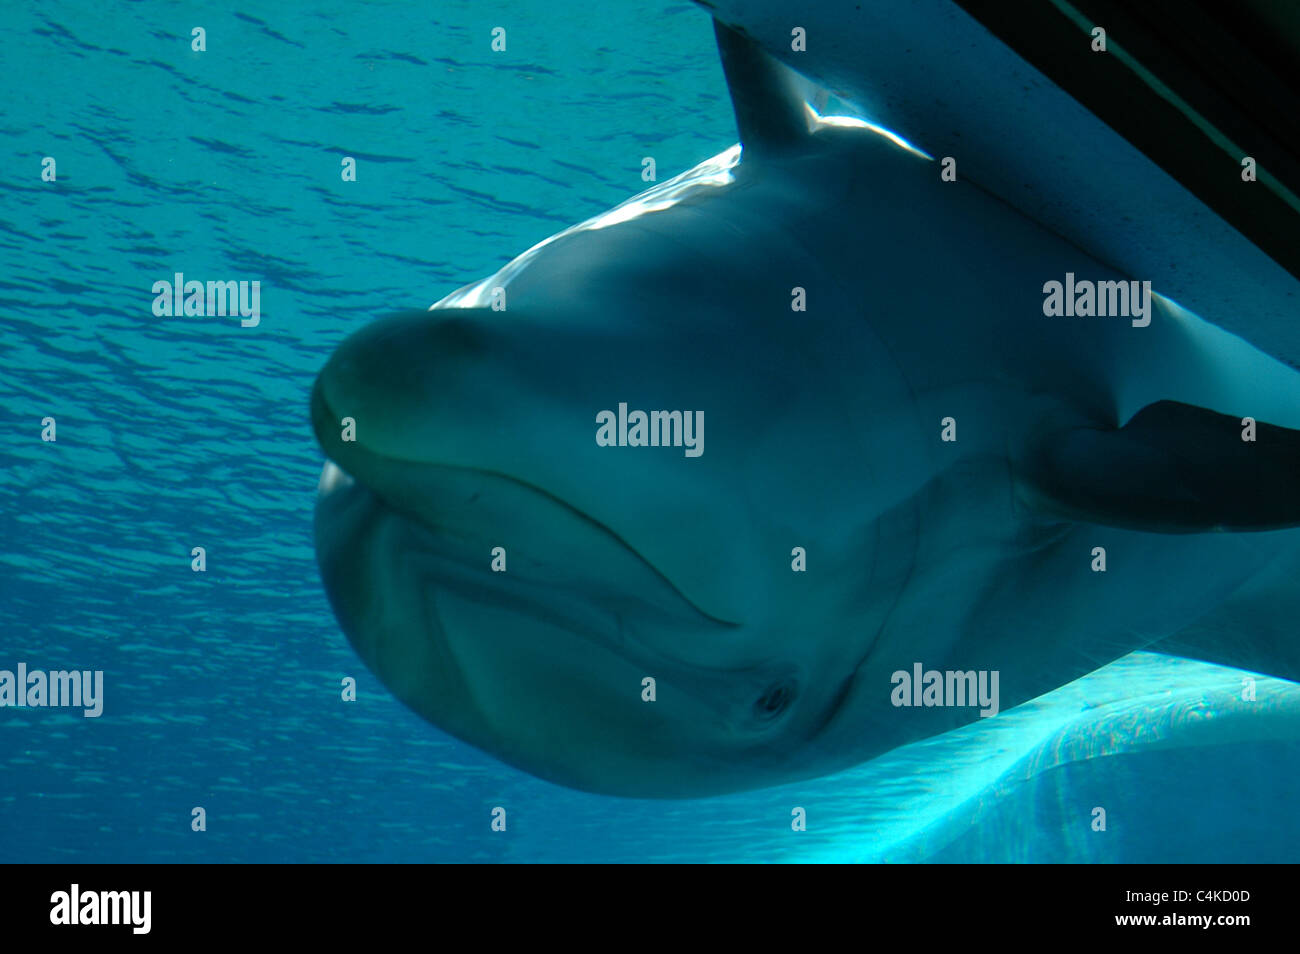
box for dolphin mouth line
[373,458,738,628]
[309,370,742,632]
[315,453,749,695]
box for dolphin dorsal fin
[713,20,811,156]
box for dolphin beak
[309,309,468,473]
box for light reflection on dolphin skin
[311,19,1300,797]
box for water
[3,1,1298,863]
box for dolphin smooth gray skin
[311,21,1300,797]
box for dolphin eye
[754,681,795,719]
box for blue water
[4,2,1299,863]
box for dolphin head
[310,306,892,796]
[310,21,955,797]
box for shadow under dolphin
[311,18,1300,797]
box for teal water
[3,1,1298,863]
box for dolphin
[311,19,1300,797]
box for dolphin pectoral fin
[712,20,811,156]
[1023,400,1300,533]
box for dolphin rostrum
[311,20,1300,797]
